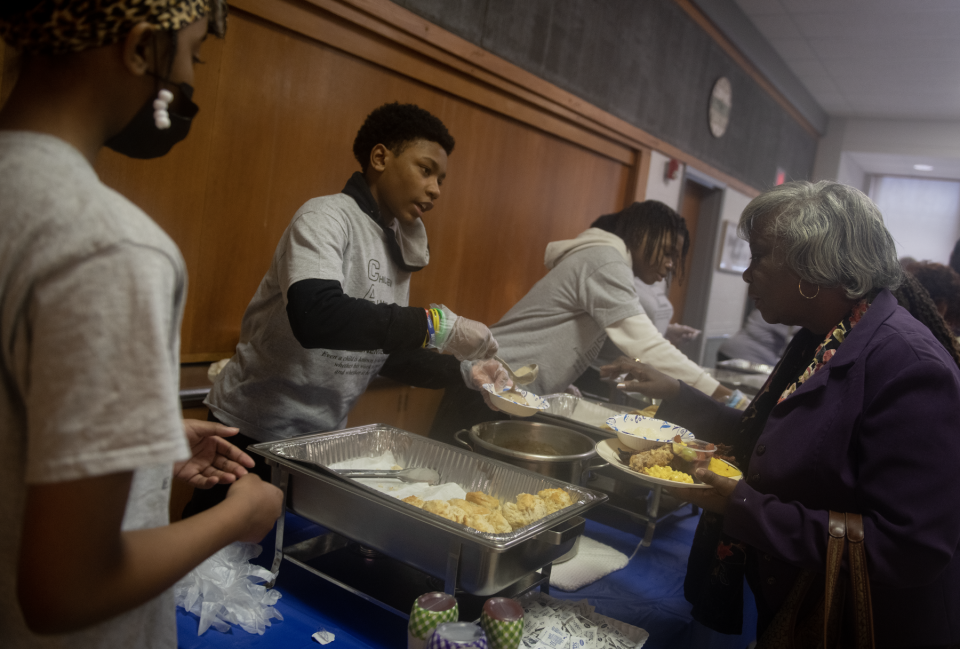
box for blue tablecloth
[177,507,757,649]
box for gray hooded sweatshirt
[488,228,719,396]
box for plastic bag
[174,541,283,635]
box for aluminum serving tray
[249,424,607,597]
[715,358,775,375]
[531,393,643,441]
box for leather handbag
[756,511,875,649]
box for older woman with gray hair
[601,181,960,646]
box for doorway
[671,174,724,364]
[668,179,712,322]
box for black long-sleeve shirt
[284,277,462,387]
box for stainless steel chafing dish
[529,394,698,547]
[248,424,607,615]
[715,358,775,375]
[709,359,774,395]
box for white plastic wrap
[174,542,283,635]
[330,451,468,501]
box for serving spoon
[493,355,539,405]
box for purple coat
[659,290,960,646]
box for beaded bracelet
[425,308,435,347]
[724,389,749,410]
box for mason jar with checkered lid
[408,592,459,649]
[480,597,524,649]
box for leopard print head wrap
[0,0,227,55]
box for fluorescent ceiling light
[913,164,934,171]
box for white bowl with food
[605,413,693,451]
[481,384,549,417]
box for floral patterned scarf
[778,299,869,403]
[683,298,871,635]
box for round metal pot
[455,420,597,485]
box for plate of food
[482,384,549,417]
[595,437,742,488]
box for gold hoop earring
[798,280,820,299]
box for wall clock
[709,77,732,138]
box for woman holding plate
[601,181,960,645]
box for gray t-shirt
[491,245,641,395]
[0,132,190,648]
[634,279,673,334]
[206,193,416,440]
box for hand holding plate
[665,468,739,515]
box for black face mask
[105,83,199,159]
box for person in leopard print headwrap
[0,0,226,55]
[0,1,284,647]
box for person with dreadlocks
[0,0,283,645]
[950,238,960,277]
[902,260,960,337]
[429,200,734,442]
[602,181,960,645]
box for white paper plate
[481,384,549,417]
[604,413,693,451]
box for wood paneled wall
[92,1,637,361]
[0,0,757,362]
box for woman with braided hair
[601,181,960,645]
[900,260,960,339]
[0,1,282,645]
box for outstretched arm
[18,471,283,635]
[599,359,744,444]
[604,315,729,399]
[286,278,427,352]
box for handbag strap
[824,512,876,649]
[824,511,847,645]
[844,513,876,649]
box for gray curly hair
[738,180,903,299]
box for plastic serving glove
[460,358,510,391]
[174,542,282,636]
[430,303,499,361]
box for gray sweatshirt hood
[544,227,632,269]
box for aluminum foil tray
[249,424,606,596]
[715,358,774,375]
[532,394,645,441]
[705,366,769,395]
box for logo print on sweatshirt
[367,259,393,287]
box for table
[177,507,758,649]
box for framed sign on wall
[717,221,750,273]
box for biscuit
[537,488,572,514]
[466,491,501,510]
